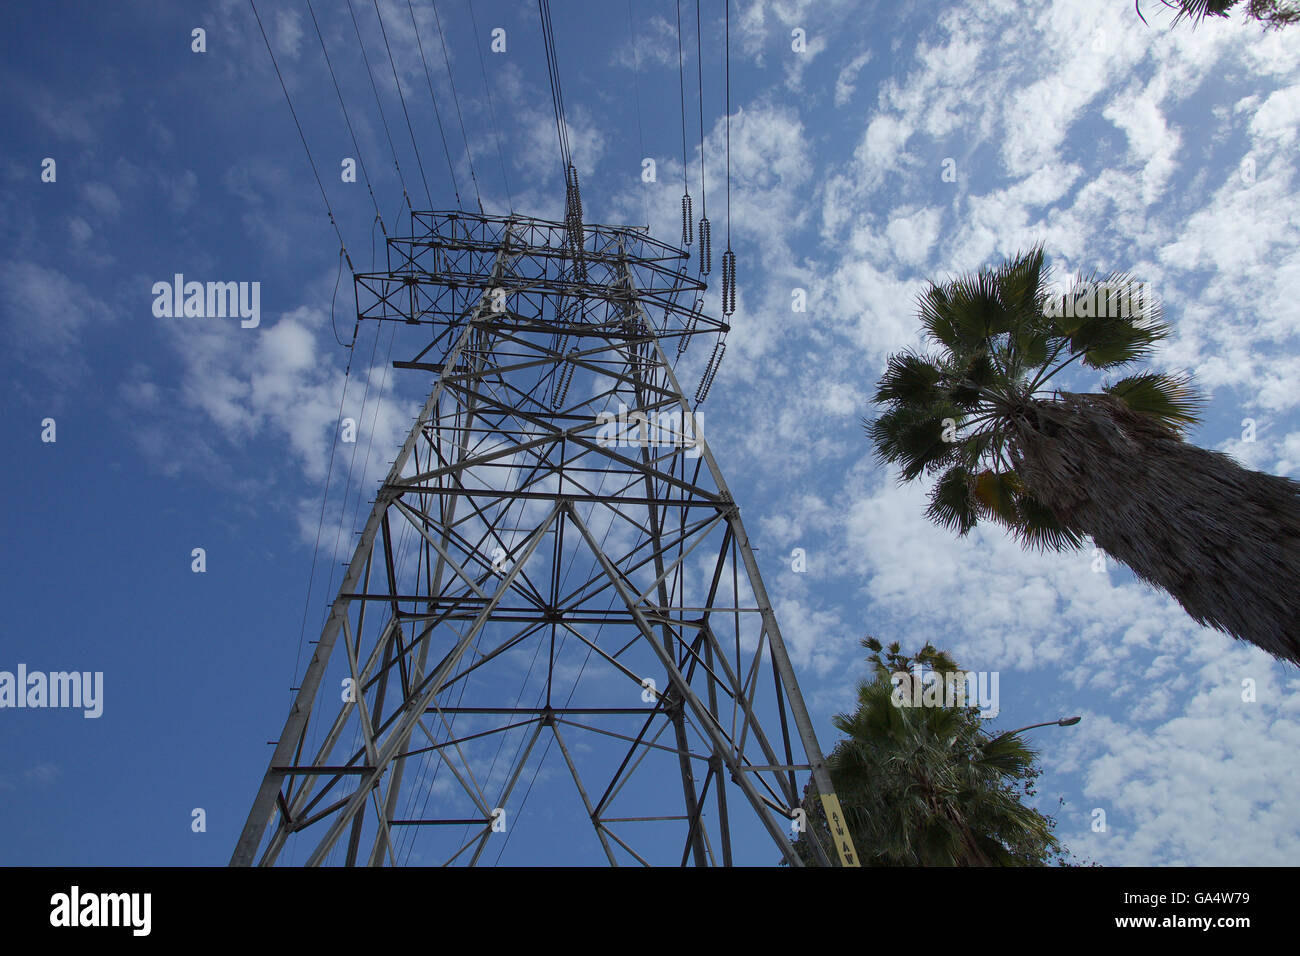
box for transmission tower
[231,210,858,867]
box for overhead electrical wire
[405,0,464,208]
[372,0,435,209]
[430,0,486,214]
[627,0,650,226]
[675,0,693,250]
[721,0,735,317]
[249,0,353,270]
[697,0,733,403]
[694,0,710,276]
[328,246,348,347]
[467,0,514,211]
[538,0,585,277]
[346,0,414,213]
[538,0,572,174]
[307,0,386,238]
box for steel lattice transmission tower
[231,210,858,867]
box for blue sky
[3,0,1299,866]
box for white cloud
[518,106,607,178]
[610,15,677,70]
[884,206,942,268]
[273,8,304,59]
[0,261,113,385]
[834,50,872,107]
[80,182,121,220]
[1250,83,1300,146]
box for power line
[538,0,572,175]
[328,245,348,347]
[249,0,353,270]
[306,0,386,238]
[405,0,464,208]
[722,0,735,317]
[372,0,435,209]
[725,0,731,248]
[538,0,585,277]
[346,0,413,214]
[627,0,649,226]
[430,0,485,214]
[695,0,710,275]
[675,0,693,249]
[468,0,514,212]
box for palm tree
[1136,0,1300,28]
[866,245,1300,666]
[792,638,1062,866]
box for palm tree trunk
[1009,392,1300,665]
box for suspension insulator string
[721,249,736,316]
[681,193,694,247]
[695,338,724,405]
[553,347,577,408]
[565,164,587,281]
[676,296,702,357]
[721,0,735,317]
[699,216,711,276]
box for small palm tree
[866,245,1300,665]
[1136,0,1300,28]
[793,638,1061,866]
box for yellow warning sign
[818,792,860,867]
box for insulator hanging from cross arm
[565,164,583,221]
[565,166,584,239]
[676,296,703,357]
[721,249,736,316]
[699,217,711,275]
[553,346,578,408]
[695,338,725,405]
[564,164,588,282]
[681,193,694,247]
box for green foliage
[1104,372,1204,429]
[865,246,1200,551]
[790,639,1082,867]
[1137,0,1300,29]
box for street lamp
[1002,716,1081,736]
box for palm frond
[926,466,980,536]
[917,283,962,350]
[1164,0,1241,24]
[1063,281,1170,370]
[874,351,947,407]
[867,404,963,481]
[1104,371,1204,432]
[1012,491,1087,552]
[972,469,1025,528]
[995,244,1048,320]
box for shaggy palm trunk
[1008,392,1300,665]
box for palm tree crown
[794,638,1063,866]
[1137,0,1300,28]
[867,246,1300,665]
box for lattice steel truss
[231,211,858,866]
